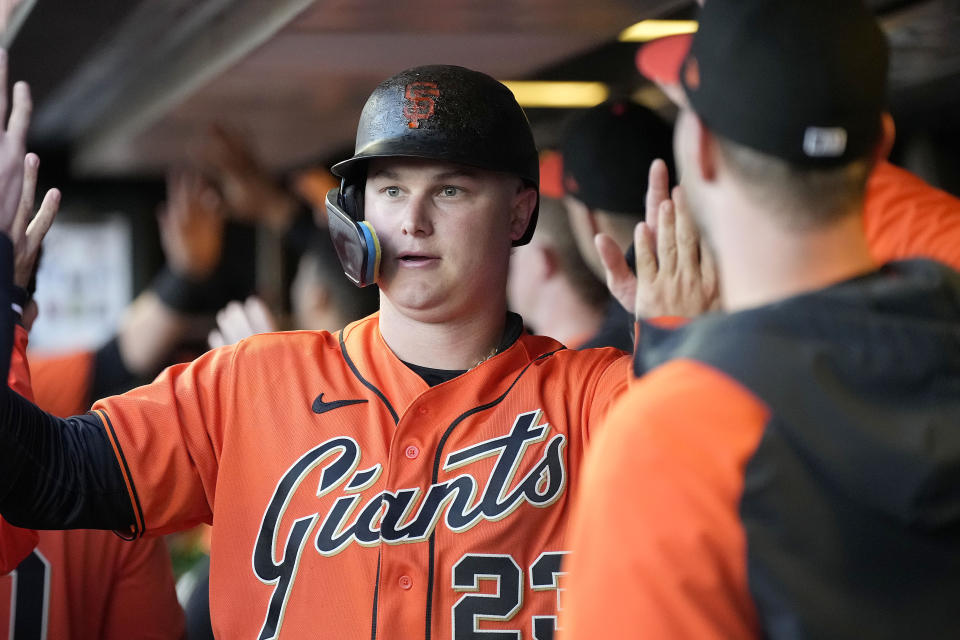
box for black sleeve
[0,236,14,379]
[0,232,134,532]
[0,385,136,532]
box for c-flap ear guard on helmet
[325,184,381,287]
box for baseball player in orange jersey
[0,145,185,638]
[0,63,710,639]
[1,325,185,639]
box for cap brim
[635,33,693,87]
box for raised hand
[200,125,297,232]
[159,170,225,280]
[599,159,720,320]
[643,158,671,234]
[630,185,719,318]
[11,153,60,288]
[0,50,32,237]
[208,296,278,348]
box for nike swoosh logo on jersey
[312,393,368,414]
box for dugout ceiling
[5,0,960,180]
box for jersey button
[398,575,413,590]
[417,406,428,416]
[405,445,420,459]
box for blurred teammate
[209,229,379,347]
[27,170,228,417]
[0,71,40,574]
[0,152,185,638]
[507,196,606,347]
[564,2,960,638]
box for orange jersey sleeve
[561,359,768,639]
[91,343,239,538]
[864,161,960,270]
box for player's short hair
[534,197,607,310]
[715,134,873,229]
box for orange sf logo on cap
[403,81,439,129]
[683,56,701,91]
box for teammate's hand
[208,295,278,348]
[598,159,720,319]
[11,153,60,288]
[201,125,298,233]
[0,50,32,238]
[159,170,225,280]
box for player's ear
[508,184,538,243]
[540,245,559,279]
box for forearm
[0,388,135,532]
[116,290,193,378]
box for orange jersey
[92,313,629,639]
[26,348,94,418]
[1,325,185,639]
[563,261,960,638]
[864,161,960,270]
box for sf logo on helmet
[403,81,439,129]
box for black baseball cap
[560,100,674,217]
[677,0,889,166]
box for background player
[26,169,227,418]
[563,1,960,637]
[507,196,607,348]
[1,151,185,639]
[559,100,681,349]
[0,54,41,577]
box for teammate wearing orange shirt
[2,324,185,639]
[564,1,960,638]
[0,145,185,638]
[0,62,683,639]
[0,69,42,578]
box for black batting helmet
[331,64,540,246]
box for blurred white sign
[29,215,133,353]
